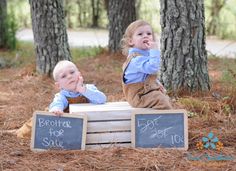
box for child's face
[55,65,80,92]
[129,25,154,50]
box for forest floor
[0,51,236,170]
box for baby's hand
[75,75,86,93]
[156,80,167,94]
[144,41,158,50]
[51,110,64,116]
[159,84,167,94]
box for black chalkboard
[131,109,188,150]
[31,111,87,151]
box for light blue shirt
[123,48,161,84]
[49,84,107,112]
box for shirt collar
[60,89,81,97]
[128,48,149,56]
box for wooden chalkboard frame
[31,111,87,152]
[131,109,188,150]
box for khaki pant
[123,76,173,110]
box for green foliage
[222,70,235,85]
[64,0,108,29]
[218,1,236,39]
[179,97,210,116]
[222,96,232,116]
[71,46,104,60]
[0,41,104,68]
[12,0,236,40]
[5,7,18,50]
[8,0,31,28]
[137,0,161,33]
[221,60,236,87]
[205,0,236,40]
[208,57,236,86]
[0,41,34,68]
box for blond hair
[120,20,156,56]
[53,60,78,81]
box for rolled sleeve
[49,93,68,112]
[81,84,107,104]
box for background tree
[160,0,210,92]
[108,0,136,53]
[76,0,85,27]
[206,0,227,35]
[0,0,17,50]
[0,0,7,48]
[65,0,74,28]
[91,0,100,27]
[29,0,71,75]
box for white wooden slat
[71,101,130,109]
[87,110,132,121]
[70,102,155,121]
[70,101,131,111]
[72,109,155,121]
[75,101,129,107]
[68,102,158,149]
[87,120,131,133]
[86,132,131,144]
[98,101,131,107]
[86,143,131,149]
[72,110,132,121]
[70,105,134,112]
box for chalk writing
[137,116,162,133]
[38,118,72,128]
[31,112,86,151]
[48,128,64,137]
[132,111,188,149]
[171,134,184,145]
[150,127,172,139]
[42,137,64,148]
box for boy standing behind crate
[121,20,172,109]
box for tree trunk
[0,0,7,48]
[29,0,71,76]
[160,0,210,92]
[108,0,136,53]
[91,0,99,28]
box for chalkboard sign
[31,111,87,151]
[131,109,188,150]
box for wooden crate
[70,102,152,149]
